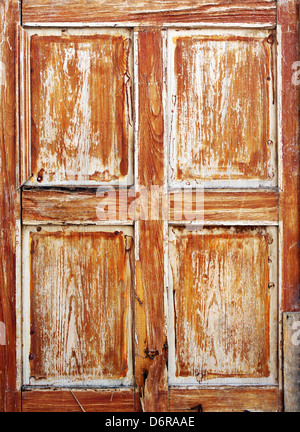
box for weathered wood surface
[30,29,133,185]
[169,29,276,187]
[278,0,300,312]
[169,387,282,412]
[22,188,136,224]
[135,30,168,412]
[22,0,277,27]
[0,0,20,412]
[23,227,133,386]
[283,313,300,412]
[17,26,31,187]
[169,227,277,384]
[170,190,278,224]
[22,189,279,225]
[22,388,135,412]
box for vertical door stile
[134,28,168,412]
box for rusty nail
[268,237,274,244]
[37,176,43,183]
[30,330,35,335]
[267,77,271,81]
[267,140,273,146]
[268,283,275,289]
[37,227,42,232]
[29,354,34,360]
[267,34,274,44]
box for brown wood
[283,312,300,412]
[278,0,300,312]
[22,388,135,412]
[0,0,20,412]
[135,30,168,412]
[169,226,276,382]
[170,30,276,185]
[22,188,136,224]
[24,227,133,385]
[170,190,278,223]
[30,30,133,185]
[169,387,281,412]
[22,189,279,225]
[22,0,276,27]
[17,26,31,187]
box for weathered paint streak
[25,228,133,386]
[169,30,276,186]
[0,0,20,412]
[169,227,276,383]
[30,31,133,185]
[22,0,277,27]
[18,27,31,187]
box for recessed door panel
[29,29,133,186]
[22,226,134,387]
[168,29,276,188]
[169,226,278,385]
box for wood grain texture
[169,30,276,187]
[283,313,300,412]
[22,0,277,27]
[278,0,300,312]
[22,188,136,224]
[135,30,168,412]
[24,228,133,386]
[169,227,277,383]
[169,387,282,412]
[30,30,133,185]
[22,388,135,412]
[0,0,20,412]
[17,26,31,187]
[170,190,278,224]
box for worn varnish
[278,0,300,312]
[170,190,278,224]
[22,388,135,412]
[169,387,281,412]
[135,30,168,412]
[23,227,133,386]
[0,0,20,412]
[169,227,277,383]
[22,0,277,27]
[169,30,276,187]
[17,27,31,187]
[22,188,136,224]
[30,30,133,185]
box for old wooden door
[1,0,299,412]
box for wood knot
[144,348,159,360]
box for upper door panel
[168,29,276,188]
[23,28,133,186]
